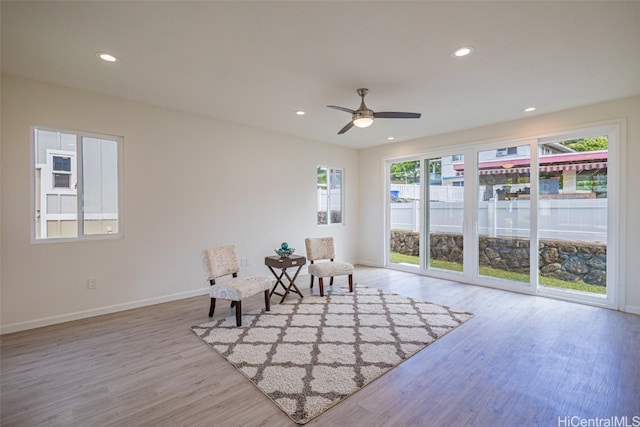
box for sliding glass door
[387,152,467,275]
[385,123,618,308]
[426,154,465,274]
[536,132,610,299]
[477,144,532,286]
[388,159,421,268]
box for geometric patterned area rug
[191,285,473,424]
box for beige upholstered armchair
[305,237,354,297]
[202,245,272,326]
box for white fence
[391,197,607,243]
[390,184,464,202]
[390,202,420,231]
[317,189,341,211]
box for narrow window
[51,155,73,188]
[33,127,122,241]
[496,146,518,157]
[317,166,344,225]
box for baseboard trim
[0,288,208,335]
[353,260,384,268]
[625,304,640,316]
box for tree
[390,161,420,184]
[560,137,608,152]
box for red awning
[456,161,608,176]
[478,167,530,175]
[453,150,608,172]
[539,162,607,172]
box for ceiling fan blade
[338,121,355,134]
[373,112,421,119]
[327,105,355,114]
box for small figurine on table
[275,242,295,258]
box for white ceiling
[2,1,639,149]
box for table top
[264,254,306,269]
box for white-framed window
[317,166,344,225]
[32,127,123,241]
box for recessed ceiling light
[523,106,536,112]
[452,46,473,58]
[295,110,305,116]
[97,52,117,62]
[387,137,395,141]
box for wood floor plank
[2,266,639,426]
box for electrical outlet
[240,258,251,267]
[88,278,98,289]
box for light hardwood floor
[2,267,639,426]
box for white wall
[3,74,638,332]
[0,75,359,333]
[358,95,640,314]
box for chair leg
[330,276,334,287]
[310,275,314,289]
[209,298,216,317]
[235,301,242,327]
[318,277,325,297]
[348,274,353,292]
[264,289,271,311]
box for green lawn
[390,252,606,294]
[390,252,420,265]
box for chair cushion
[209,276,272,301]
[308,261,354,278]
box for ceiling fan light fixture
[353,109,374,128]
[353,117,373,128]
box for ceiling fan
[327,88,421,134]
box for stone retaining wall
[317,211,342,225]
[390,230,606,287]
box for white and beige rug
[191,285,473,424]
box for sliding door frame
[533,123,621,309]
[383,119,624,311]
[385,155,425,272]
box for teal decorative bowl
[275,247,295,257]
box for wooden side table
[265,255,306,303]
